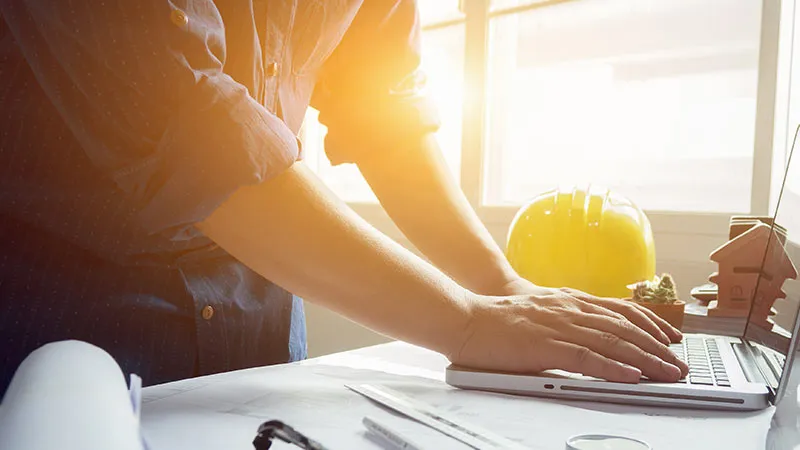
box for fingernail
[661,360,681,379]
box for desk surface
[141,342,800,450]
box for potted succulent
[627,273,686,330]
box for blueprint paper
[141,343,780,450]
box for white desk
[141,342,800,450]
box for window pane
[421,25,466,178]
[491,0,560,12]
[483,0,761,212]
[419,0,464,25]
[784,4,800,181]
[299,8,465,203]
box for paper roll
[0,340,144,450]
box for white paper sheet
[140,343,791,450]
[0,340,145,450]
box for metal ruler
[345,384,530,450]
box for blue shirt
[0,0,438,395]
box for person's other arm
[358,133,519,296]
[312,1,518,296]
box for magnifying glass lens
[566,434,651,450]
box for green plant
[629,273,679,304]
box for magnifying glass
[566,434,652,450]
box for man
[0,1,688,396]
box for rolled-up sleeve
[311,0,440,166]
[1,1,299,238]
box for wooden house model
[708,223,797,331]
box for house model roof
[709,222,798,280]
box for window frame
[345,0,792,277]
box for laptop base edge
[445,365,771,411]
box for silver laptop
[446,128,800,411]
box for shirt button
[201,305,214,320]
[171,9,188,27]
[266,62,279,77]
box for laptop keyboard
[669,337,731,387]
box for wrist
[436,287,482,360]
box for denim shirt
[0,0,438,395]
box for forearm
[198,162,471,356]
[357,134,518,295]
[200,159,684,384]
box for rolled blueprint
[0,340,144,450]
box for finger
[592,298,671,345]
[574,313,689,377]
[562,288,670,345]
[541,340,642,383]
[628,302,683,343]
[566,324,682,382]
[565,287,683,344]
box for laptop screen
[741,125,800,397]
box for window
[300,0,797,249]
[484,0,761,212]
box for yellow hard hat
[506,185,656,298]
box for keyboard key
[691,373,711,378]
[717,381,731,387]
[690,377,715,385]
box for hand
[448,284,689,383]
[500,276,684,344]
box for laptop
[445,127,800,411]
